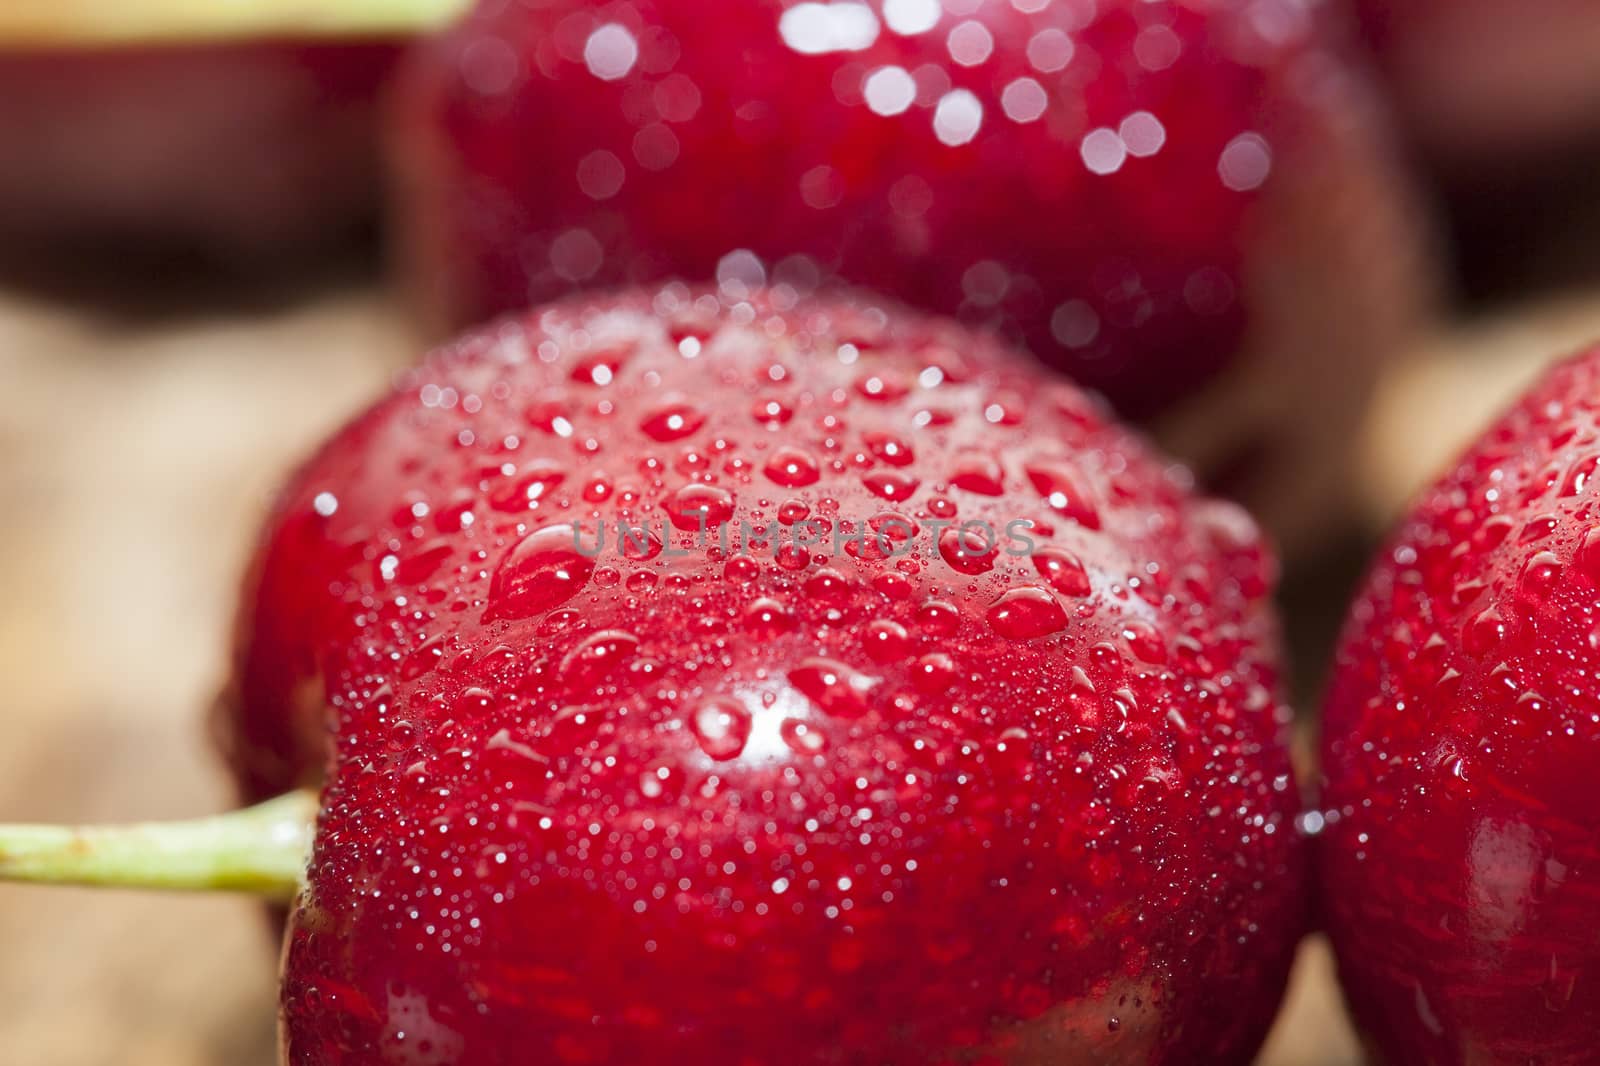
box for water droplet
[665,483,736,531]
[570,347,630,386]
[723,556,762,583]
[776,544,812,571]
[1576,528,1600,584]
[916,599,960,635]
[560,630,640,687]
[1025,462,1101,529]
[872,572,914,599]
[1032,547,1091,596]
[691,698,753,760]
[485,524,596,620]
[434,497,476,533]
[911,652,959,692]
[640,399,706,442]
[489,461,567,512]
[938,525,998,574]
[948,454,1005,496]
[863,431,915,467]
[863,619,912,662]
[788,657,876,718]
[868,510,919,547]
[854,372,909,403]
[1561,454,1600,497]
[751,396,795,425]
[777,498,812,525]
[986,586,1068,639]
[525,398,574,437]
[399,637,446,681]
[1518,551,1564,601]
[617,523,664,561]
[1463,606,1507,657]
[863,469,921,501]
[764,446,822,487]
[781,717,828,755]
[805,567,854,605]
[1121,619,1168,663]
[743,596,795,636]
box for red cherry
[390,0,1415,421]
[1355,0,1600,164]
[0,41,399,259]
[221,285,1303,1063]
[1320,347,1600,1062]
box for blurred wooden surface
[0,282,405,1066]
[0,278,1401,1065]
[1359,288,1600,524]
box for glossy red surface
[391,0,1367,416]
[1320,348,1600,1063]
[220,287,1304,1064]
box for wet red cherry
[1356,0,1600,165]
[1320,347,1600,1062]
[391,0,1421,428]
[221,285,1303,1063]
[0,41,400,260]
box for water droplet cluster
[223,285,1301,1063]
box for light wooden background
[4,272,1598,1064]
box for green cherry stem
[0,790,316,902]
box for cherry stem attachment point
[0,790,316,903]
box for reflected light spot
[947,20,994,66]
[717,250,768,298]
[864,64,915,116]
[933,89,984,146]
[576,150,625,200]
[1001,77,1048,123]
[1119,111,1166,157]
[1134,24,1181,70]
[1080,128,1127,175]
[1219,133,1272,190]
[779,2,881,55]
[864,65,917,115]
[883,0,940,36]
[1051,300,1100,349]
[583,23,639,81]
[632,123,681,170]
[1027,27,1074,72]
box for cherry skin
[1320,348,1600,1062]
[221,286,1304,1064]
[391,0,1418,421]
